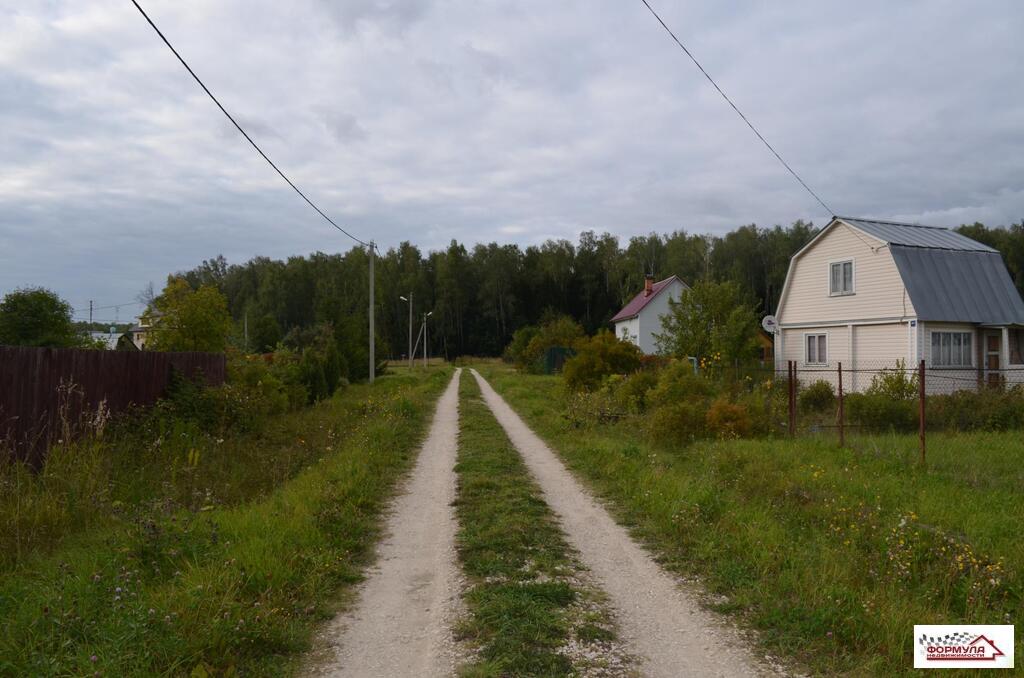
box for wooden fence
[0,346,226,465]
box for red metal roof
[610,276,685,323]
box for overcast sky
[2,0,1023,321]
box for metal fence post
[788,360,796,437]
[918,359,926,466]
[837,361,845,448]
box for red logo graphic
[923,634,1006,662]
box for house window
[1010,329,1024,365]
[805,334,827,365]
[930,331,973,367]
[829,260,854,296]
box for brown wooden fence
[0,346,226,465]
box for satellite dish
[761,315,779,334]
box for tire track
[470,369,777,678]
[308,369,463,678]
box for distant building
[88,331,121,350]
[610,275,689,354]
[774,216,1024,391]
[129,310,162,350]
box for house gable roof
[611,276,687,323]
[776,216,1024,325]
[836,217,996,252]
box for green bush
[705,398,752,439]
[505,316,584,372]
[646,360,716,409]
[799,380,836,412]
[609,370,659,413]
[563,330,642,391]
[503,325,539,365]
[927,386,1024,431]
[647,400,707,445]
[866,360,918,400]
[846,392,917,432]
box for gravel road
[471,369,778,678]
[307,369,463,678]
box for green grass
[477,364,1024,677]
[0,368,451,676]
[454,372,623,677]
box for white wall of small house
[615,317,639,347]
[636,279,686,354]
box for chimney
[644,275,654,297]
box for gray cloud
[2,0,1023,313]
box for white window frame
[828,259,855,297]
[803,332,828,366]
[929,330,974,368]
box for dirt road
[471,369,774,678]
[309,369,463,678]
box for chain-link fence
[777,359,1024,464]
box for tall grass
[479,364,1023,677]
[0,369,451,675]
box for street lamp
[400,294,412,369]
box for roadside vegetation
[0,365,451,676]
[454,374,630,677]
[478,363,1023,676]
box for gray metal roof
[889,246,1024,324]
[837,216,996,252]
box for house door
[985,332,1002,387]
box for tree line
[170,219,1023,378]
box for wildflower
[90,655,98,663]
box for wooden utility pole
[368,242,375,384]
[408,292,413,369]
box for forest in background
[174,219,1024,378]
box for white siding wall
[635,279,686,354]
[779,223,915,325]
[615,317,640,347]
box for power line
[637,0,834,216]
[129,0,370,248]
[72,301,144,313]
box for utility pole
[244,311,248,352]
[400,292,413,369]
[89,300,93,325]
[423,310,433,368]
[368,242,375,384]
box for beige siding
[779,223,915,324]
[854,322,910,365]
[780,322,919,392]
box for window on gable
[930,331,973,367]
[830,260,854,296]
[805,334,827,365]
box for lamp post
[399,293,412,369]
[423,311,433,367]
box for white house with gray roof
[774,216,1024,392]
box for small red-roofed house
[611,275,689,354]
